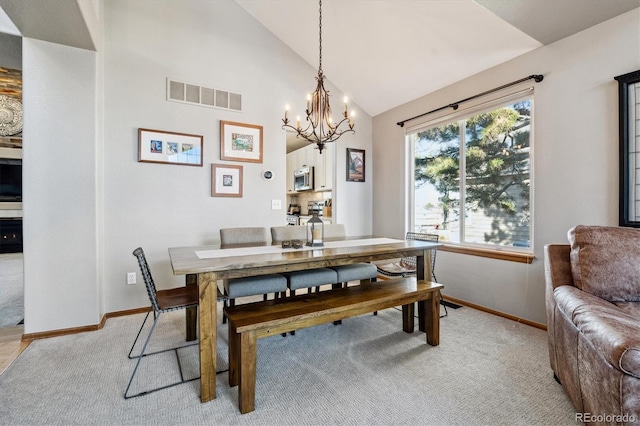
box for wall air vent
[166,78,242,112]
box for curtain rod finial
[532,74,544,83]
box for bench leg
[402,303,415,333]
[239,330,257,414]
[419,291,440,346]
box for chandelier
[282,0,355,154]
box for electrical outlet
[127,272,136,285]
[271,199,282,210]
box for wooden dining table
[168,236,440,403]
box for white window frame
[405,87,535,253]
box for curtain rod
[396,74,544,127]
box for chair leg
[125,312,161,398]
[439,293,448,317]
[222,299,228,324]
[125,310,200,399]
[128,310,152,359]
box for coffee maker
[287,204,301,215]
[307,201,324,216]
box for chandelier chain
[318,0,322,73]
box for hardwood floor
[0,326,29,375]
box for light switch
[271,199,282,210]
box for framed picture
[211,163,243,197]
[346,148,365,182]
[138,128,203,166]
[220,120,263,163]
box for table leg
[402,303,415,333]
[416,249,433,282]
[198,272,218,402]
[239,330,257,414]
[185,273,197,342]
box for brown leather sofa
[545,225,640,424]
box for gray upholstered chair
[324,224,378,288]
[270,225,338,334]
[220,227,270,245]
[270,225,307,244]
[219,227,287,323]
[271,225,336,296]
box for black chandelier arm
[281,119,355,145]
[396,74,544,127]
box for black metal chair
[376,232,447,317]
[125,247,200,399]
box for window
[408,92,533,250]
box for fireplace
[0,218,22,253]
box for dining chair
[324,224,378,288]
[270,224,338,334]
[125,247,202,399]
[375,232,447,316]
[220,227,288,324]
[270,225,336,297]
[270,225,307,243]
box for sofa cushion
[613,301,640,320]
[568,225,640,302]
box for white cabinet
[313,145,332,191]
[286,153,295,194]
[296,146,310,169]
[286,144,333,193]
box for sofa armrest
[555,285,640,378]
[544,244,573,290]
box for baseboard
[19,296,546,341]
[442,295,546,330]
[21,307,150,341]
[105,306,150,319]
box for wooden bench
[223,277,444,414]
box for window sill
[439,244,535,264]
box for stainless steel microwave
[293,166,314,191]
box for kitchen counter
[299,215,332,225]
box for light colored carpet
[0,303,576,425]
[0,253,23,327]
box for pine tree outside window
[407,90,534,250]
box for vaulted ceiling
[1,0,638,118]
[236,0,640,116]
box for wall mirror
[615,69,640,227]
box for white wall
[372,9,640,324]
[15,0,372,333]
[22,38,99,333]
[102,1,372,312]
